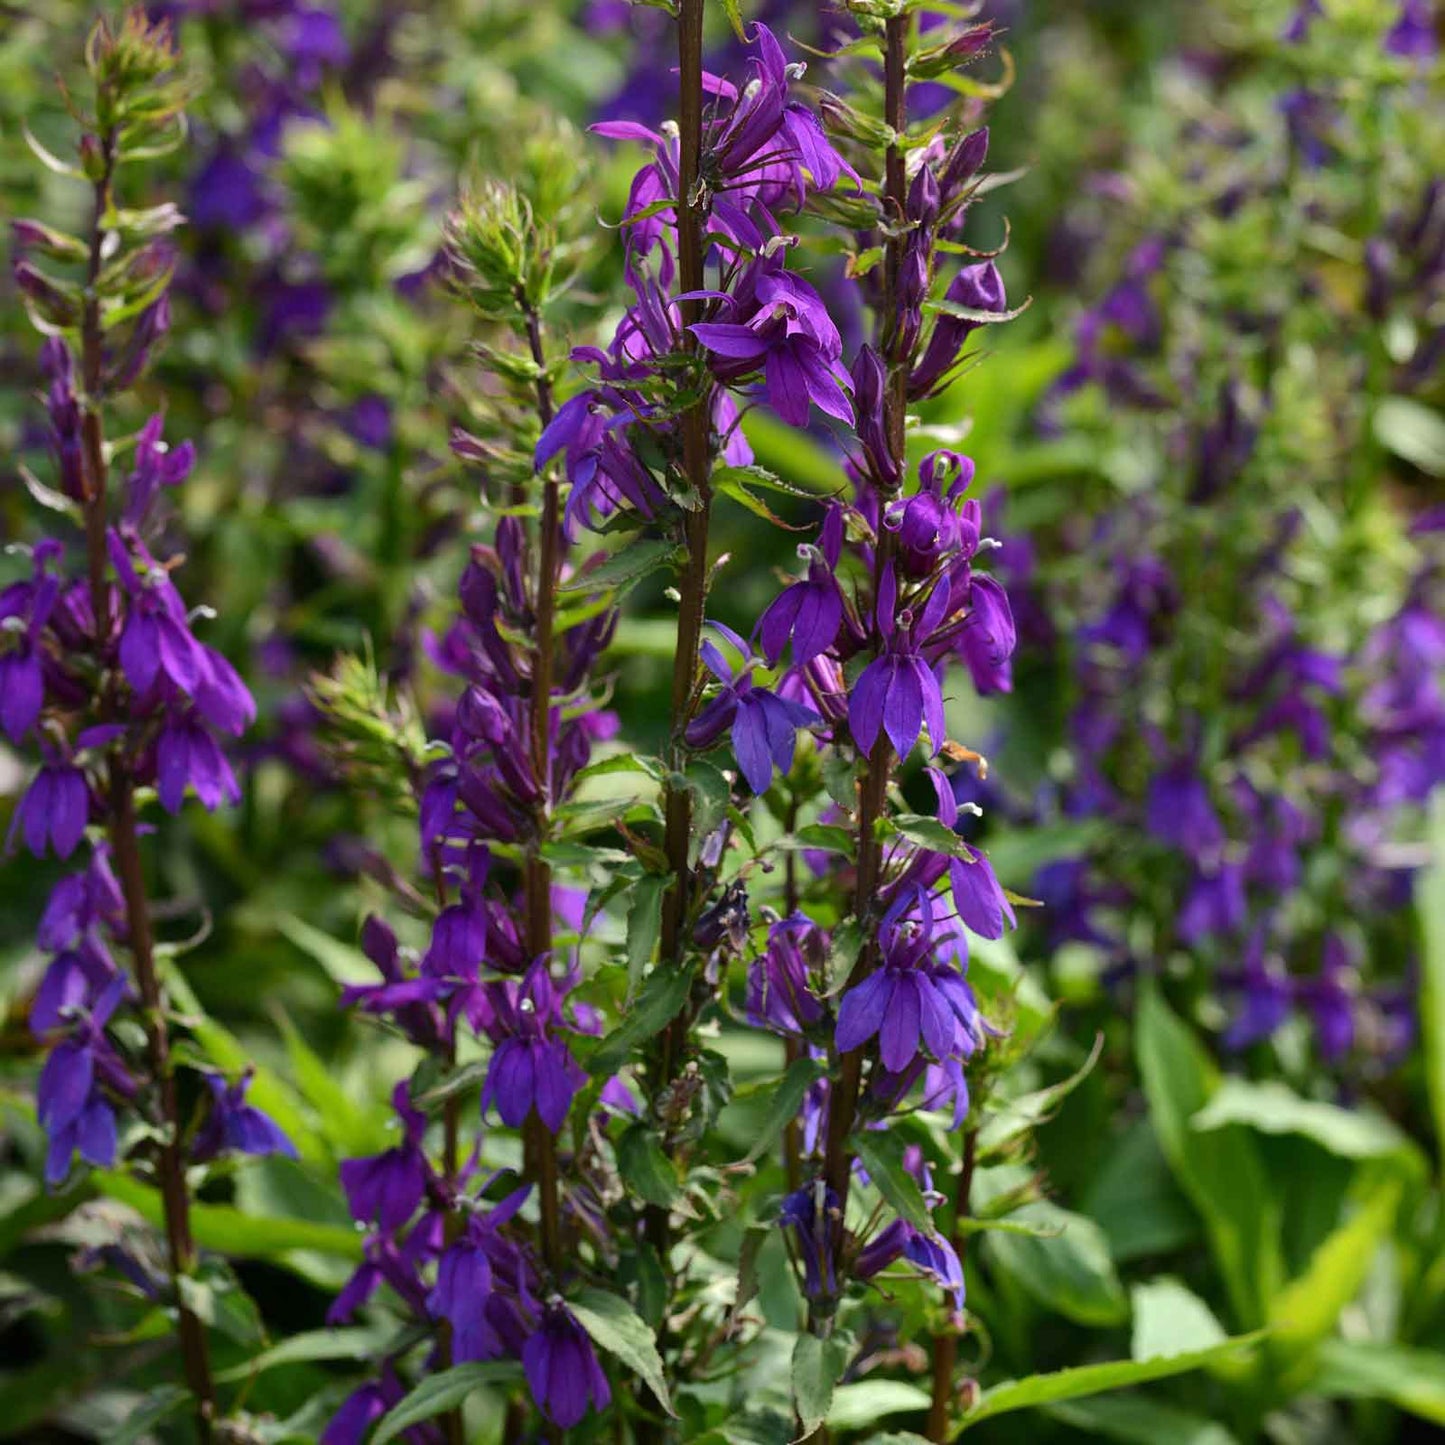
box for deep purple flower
[478,960,586,1133]
[685,624,818,794]
[747,913,827,1034]
[1177,861,1247,945]
[12,762,89,859]
[523,1304,612,1430]
[850,564,951,759]
[690,263,854,426]
[911,261,1007,399]
[1145,756,1224,861]
[855,1216,965,1311]
[757,508,846,667]
[1386,0,1437,58]
[780,1182,840,1302]
[339,1083,433,1232]
[1222,934,1294,1050]
[156,714,242,814]
[192,1070,297,1163]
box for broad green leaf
[616,1123,683,1208]
[827,1379,930,1430]
[1314,1338,1445,1423]
[1082,1118,1199,1264]
[1192,1079,1423,1172]
[1136,986,1280,1327]
[1267,1174,1403,1381]
[853,1131,935,1235]
[1130,1278,1226,1361]
[572,1286,675,1416]
[793,1331,849,1435]
[586,965,693,1077]
[958,1333,1265,1429]
[1419,790,1445,1163]
[1044,1394,1239,1445]
[737,1055,826,1164]
[983,1200,1128,1327]
[892,812,977,861]
[560,537,678,594]
[95,1173,364,1261]
[372,1362,522,1445]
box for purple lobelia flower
[690,259,854,426]
[1222,932,1295,1051]
[757,507,847,667]
[340,1082,435,1233]
[1145,755,1225,861]
[835,889,986,1073]
[478,959,587,1133]
[12,760,89,860]
[850,563,951,759]
[855,1216,966,1311]
[746,912,827,1035]
[1386,0,1437,58]
[191,1070,297,1163]
[523,1304,612,1430]
[926,769,1016,939]
[685,623,818,794]
[0,541,61,743]
[780,1182,841,1303]
[155,714,242,814]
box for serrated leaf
[923,294,1034,325]
[561,537,678,594]
[1044,1395,1239,1445]
[793,1331,849,1435]
[372,1362,522,1445]
[586,965,693,1077]
[826,1380,932,1430]
[958,1333,1265,1428]
[616,1123,682,1208]
[571,1286,675,1416]
[983,1200,1128,1327]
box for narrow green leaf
[977,1034,1103,1156]
[738,1055,826,1164]
[853,1132,934,1235]
[1314,1338,1445,1423]
[958,1333,1265,1429]
[214,1325,394,1383]
[372,1362,522,1445]
[1419,790,1445,1164]
[627,875,669,996]
[571,1286,675,1416]
[1044,1395,1240,1445]
[275,913,376,987]
[586,965,693,1077]
[112,1385,191,1445]
[560,537,678,594]
[892,812,977,862]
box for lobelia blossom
[524,1304,613,1430]
[685,623,819,794]
[191,1070,297,1163]
[478,960,589,1133]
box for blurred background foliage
[2,0,1443,1441]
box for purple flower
[479,960,587,1133]
[911,262,1007,399]
[109,530,205,699]
[12,762,89,859]
[685,624,818,794]
[850,564,951,759]
[928,770,1015,939]
[1177,861,1247,945]
[1222,934,1294,1050]
[835,891,985,1072]
[155,715,242,814]
[957,572,1016,695]
[746,913,827,1034]
[1145,756,1224,861]
[855,1217,965,1311]
[757,509,846,667]
[192,1070,297,1162]
[780,1182,841,1302]
[1386,0,1437,58]
[690,262,854,426]
[523,1304,612,1430]
[339,1083,434,1232]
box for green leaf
[714,467,806,528]
[1043,1395,1240,1445]
[372,1362,522,1445]
[740,410,845,494]
[977,1034,1103,1156]
[1267,1174,1403,1380]
[112,1385,191,1445]
[1419,790,1445,1163]
[586,965,693,1077]
[1373,397,1445,477]
[1130,1279,1226,1361]
[983,1201,1128,1327]
[214,1325,395,1383]
[793,1332,849,1435]
[852,1131,935,1235]
[95,1173,364,1261]
[720,0,747,42]
[827,1379,931,1430]
[1136,986,1280,1327]
[275,912,376,987]
[1191,1079,1423,1171]
[560,537,678,594]
[616,1123,682,1208]
[892,812,977,862]
[737,1055,826,1164]
[277,1010,386,1157]
[1082,1118,1199,1264]
[1314,1338,1445,1423]
[923,294,1034,325]
[958,1333,1265,1429]
[571,1286,675,1416]
[626,875,669,996]
[790,823,857,855]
